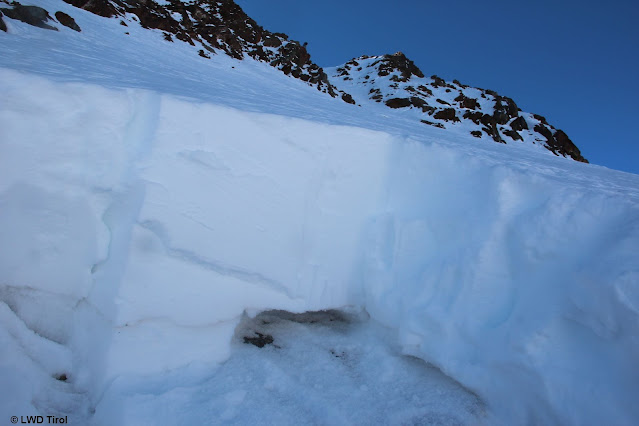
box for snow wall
[1,69,638,425]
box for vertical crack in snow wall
[1,70,638,425]
[78,90,160,408]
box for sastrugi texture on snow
[1,1,638,425]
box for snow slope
[1,1,639,425]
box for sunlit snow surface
[1,1,639,425]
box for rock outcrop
[0,10,6,32]
[0,3,58,31]
[55,11,81,31]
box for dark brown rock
[463,111,483,124]
[431,75,446,87]
[385,98,412,108]
[493,96,518,124]
[128,3,179,33]
[504,129,523,141]
[553,130,588,163]
[493,110,510,125]
[505,97,519,117]
[534,124,554,141]
[63,0,120,18]
[434,108,459,122]
[532,113,549,125]
[480,113,496,127]
[341,93,356,104]
[421,120,445,129]
[263,35,281,48]
[510,116,528,131]
[376,52,424,81]
[55,11,80,31]
[0,11,6,32]
[1,4,58,31]
[455,93,479,110]
[369,88,383,101]
[547,130,588,163]
[533,125,587,162]
[483,125,504,143]
[470,130,482,138]
[416,85,433,96]
[243,332,274,348]
[409,97,427,108]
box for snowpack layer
[1,1,639,425]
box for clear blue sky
[236,0,639,175]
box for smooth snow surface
[1,1,639,425]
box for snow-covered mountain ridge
[327,53,588,162]
[0,0,346,96]
[1,1,638,425]
[1,0,586,162]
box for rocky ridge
[0,0,345,97]
[0,1,587,162]
[327,53,587,163]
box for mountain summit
[1,0,586,162]
[326,53,587,163]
